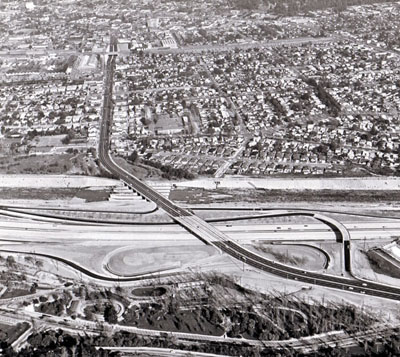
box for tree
[104,304,118,324]
[35,259,44,270]
[127,151,138,163]
[6,256,16,268]
[61,129,75,145]
[30,282,38,294]
[370,125,378,136]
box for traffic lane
[99,52,400,300]
[218,241,400,299]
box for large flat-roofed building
[77,54,98,74]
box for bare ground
[351,241,400,287]
[107,245,217,276]
[174,177,400,191]
[245,243,327,271]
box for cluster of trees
[122,300,224,335]
[142,159,195,180]
[104,304,118,324]
[305,78,341,115]
[61,129,76,145]
[83,302,104,321]
[26,125,72,140]
[127,151,138,163]
[312,144,330,155]
[5,255,16,268]
[226,306,284,340]
[96,164,119,180]
[1,328,266,357]
[274,296,376,336]
[1,319,396,356]
[37,297,68,316]
[207,273,377,340]
[77,288,129,321]
[0,270,393,356]
[267,95,287,116]
[295,331,400,356]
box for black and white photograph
[0,0,400,356]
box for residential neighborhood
[4,1,400,356]
[1,0,400,178]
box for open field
[0,174,159,214]
[197,210,322,225]
[0,198,158,216]
[32,134,65,147]
[0,153,100,176]
[0,174,118,188]
[3,174,400,220]
[1,243,131,277]
[0,187,111,202]
[173,189,400,219]
[0,288,31,299]
[0,238,223,278]
[0,322,30,344]
[174,177,400,191]
[171,187,400,205]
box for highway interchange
[90,48,400,300]
[0,46,399,300]
[1,40,400,356]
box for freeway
[81,46,400,300]
[0,219,387,239]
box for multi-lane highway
[92,48,400,300]
[2,218,399,242]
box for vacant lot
[1,288,31,299]
[0,174,118,188]
[0,187,111,202]
[0,153,99,176]
[175,177,400,191]
[171,187,400,205]
[0,322,30,344]
[33,135,65,147]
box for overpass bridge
[96,49,400,301]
